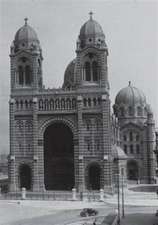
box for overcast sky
[0,0,158,154]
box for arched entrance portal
[19,164,32,190]
[44,122,75,190]
[127,160,138,180]
[87,164,101,190]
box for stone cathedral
[9,14,157,193]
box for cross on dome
[89,11,94,20]
[24,18,28,26]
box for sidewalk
[104,188,158,207]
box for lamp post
[117,172,120,225]
[121,173,125,218]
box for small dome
[14,18,40,51]
[78,12,106,49]
[62,59,76,89]
[115,82,146,106]
[112,145,127,160]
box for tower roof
[78,12,106,49]
[13,18,40,52]
[79,12,105,39]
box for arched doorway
[87,163,101,190]
[19,164,32,190]
[127,160,138,180]
[44,122,75,190]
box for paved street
[0,187,158,225]
[121,213,158,225]
[0,200,157,225]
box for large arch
[86,163,101,190]
[127,160,139,180]
[44,122,75,190]
[19,164,32,190]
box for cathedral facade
[8,15,156,193]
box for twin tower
[9,14,156,193]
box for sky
[0,0,158,154]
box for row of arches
[117,106,148,117]
[38,98,76,111]
[18,160,140,190]
[83,97,101,108]
[15,99,32,110]
[124,144,140,155]
[18,163,101,191]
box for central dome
[78,12,106,49]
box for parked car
[155,210,158,216]
[80,208,98,217]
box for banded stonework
[9,15,156,194]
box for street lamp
[121,171,125,218]
[117,172,121,225]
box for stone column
[72,188,77,201]
[32,55,39,90]
[9,98,16,192]
[101,94,113,193]
[77,96,85,192]
[32,97,39,191]
[146,112,155,183]
[21,187,26,200]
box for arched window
[25,65,31,85]
[83,98,87,107]
[129,106,134,116]
[136,134,139,141]
[136,144,140,154]
[84,59,99,82]
[92,61,98,81]
[123,135,127,141]
[19,66,24,85]
[85,62,91,81]
[88,98,91,107]
[137,106,142,116]
[124,145,127,154]
[129,131,133,141]
[130,145,133,154]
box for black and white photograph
[0,0,158,224]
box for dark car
[155,210,158,216]
[80,208,98,217]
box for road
[1,202,157,225]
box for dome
[112,145,127,160]
[115,82,146,107]
[78,12,106,49]
[79,19,105,39]
[62,59,76,89]
[13,18,40,51]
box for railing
[0,190,102,201]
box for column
[102,94,113,192]
[9,98,16,192]
[32,97,39,191]
[77,95,85,192]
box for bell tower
[10,18,43,93]
[75,12,109,91]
